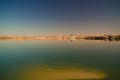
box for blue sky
[0,0,120,35]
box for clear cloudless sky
[0,0,120,35]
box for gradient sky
[0,0,120,35]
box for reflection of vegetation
[6,65,106,80]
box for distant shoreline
[0,35,120,41]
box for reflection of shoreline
[0,35,120,41]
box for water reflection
[7,65,106,80]
[0,41,119,80]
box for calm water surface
[0,40,120,80]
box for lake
[0,40,120,80]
